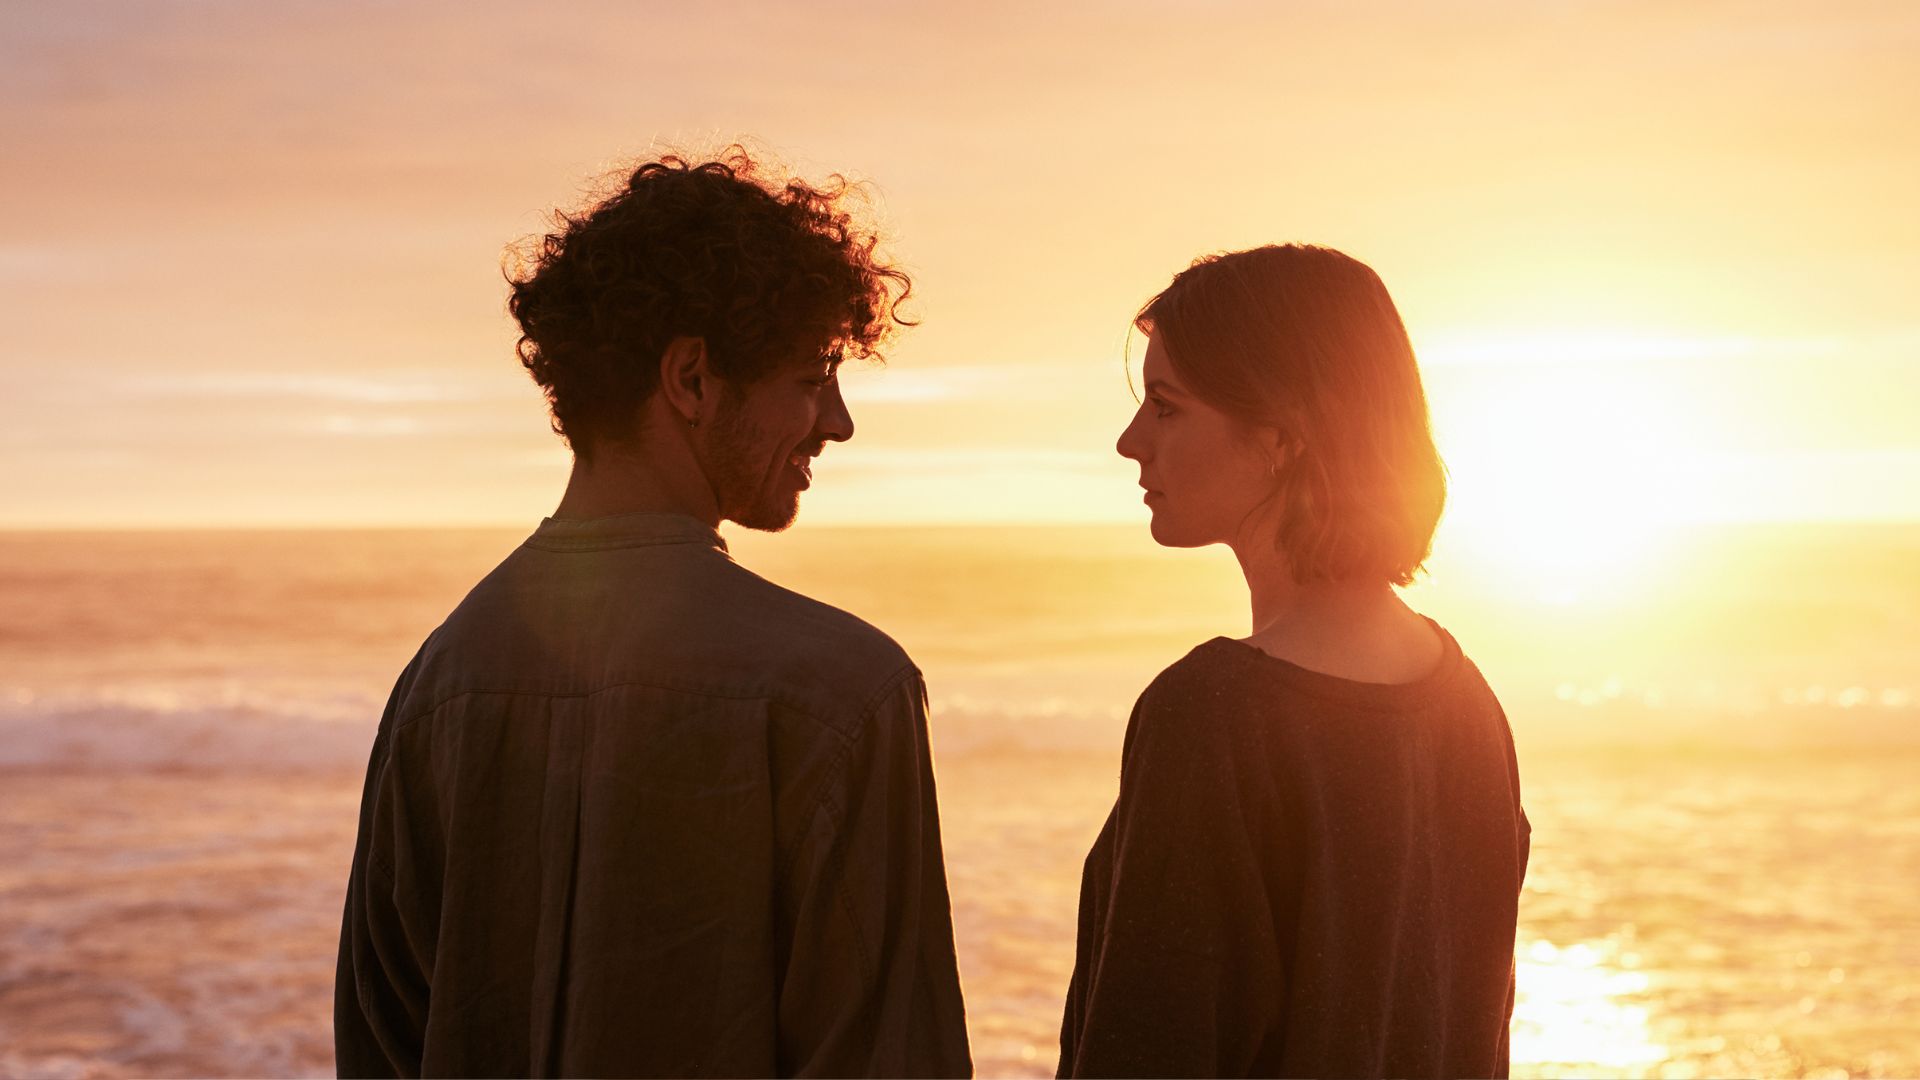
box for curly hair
[505,146,913,458]
[1138,244,1447,587]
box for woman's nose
[1116,409,1148,462]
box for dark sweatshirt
[334,513,971,1078]
[1059,623,1529,1079]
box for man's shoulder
[411,540,916,732]
[709,558,919,711]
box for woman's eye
[1149,396,1173,418]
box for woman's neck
[1230,535,1441,684]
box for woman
[1058,245,1529,1078]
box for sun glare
[1426,339,1706,603]
[1511,937,1668,1076]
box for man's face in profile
[706,351,854,532]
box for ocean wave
[0,683,1134,770]
[0,685,380,770]
[929,693,1130,757]
[5,675,1914,772]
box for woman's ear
[1256,423,1290,475]
[658,336,711,428]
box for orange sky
[3,0,1917,531]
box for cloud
[311,414,429,437]
[113,371,531,404]
[821,446,1114,474]
[839,362,1104,404]
[1414,332,1852,368]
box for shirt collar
[526,511,729,554]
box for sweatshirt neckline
[1201,617,1463,708]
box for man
[334,149,972,1078]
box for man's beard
[705,397,801,533]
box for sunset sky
[4,0,1917,536]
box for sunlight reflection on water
[1512,936,1668,1077]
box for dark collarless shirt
[1059,623,1529,1079]
[334,513,971,1078]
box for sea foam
[0,685,379,770]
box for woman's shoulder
[1131,625,1504,742]
[1138,638,1247,707]
[1123,640,1269,753]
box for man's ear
[658,336,711,427]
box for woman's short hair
[1138,244,1446,586]
[506,146,912,458]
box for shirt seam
[1198,636,1464,711]
[854,663,923,721]
[794,664,913,968]
[367,848,397,887]
[776,727,855,883]
[774,664,921,886]
[362,730,400,885]
[817,667,923,979]
[386,666,920,740]
[521,534,723,553]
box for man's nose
[818,380,854,443]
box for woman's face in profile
[1117,335,1278,549]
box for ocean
[1,523,1916,1077]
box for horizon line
[5,514,1920,535]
